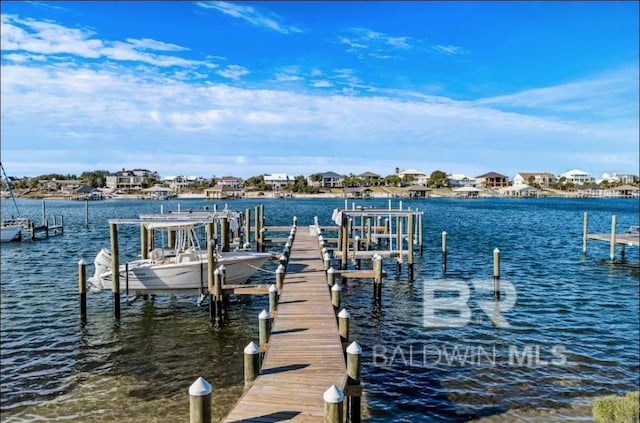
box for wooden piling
[610,215,617,261]
[168,229,175,249]
[243,342,260,388]
[341,215,349,270]
[189,377,212,423]
[338,308,350,344]
[407,213,414,281]
[331,283,341,312]
[140,224,148,260]
[269,284,278,314]
[323,385,344,423]
[254,205,261,252]
[276,264,285,292]
[221,217,230,252]
[327,267,336,287]
[78,259,87,323]
[41,199,46,226]
[582,212,588,255]
[324,252,331,271]
[258,309,271,348]
[418,212,424,256]
[373,254,383,306]
[354,235,361,269]
[493,248,500,300]
[84,200,89,228]
[214,268,223,323]
[245,208,251,244]
[346,341,362,423]
[442,231,447,272]
[109,223,120,320]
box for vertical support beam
[78,259,87,324]
[366,217,372,250]
[407,212,414,281]
[245,208,251,244]
[168,229,175,249]
[441,231,447,272]
[610,215,617,261]
[327,267,336,288]
[41,199,46,226]
[338,308,350,344]
[221,217,230,252]
[244,342,260,388]
[258,309,271,349]
[84,200,89,228]
[396,215,402,275]
[276,264,285,292]
[582,212,588,255]
[214,268,223,323]
[268,284,278,314]
[147,228,155,254]
[323,385,344,423]
[493,248,500,300]
[254,205,261,252]
[109,223,121,320]
[341,214,349,270]
[140,224,148,260]
[373,254,383,306]
[331,282,341,312]
[354,235,361,269]
[418,212,424,256]
[189,377,211,423]
[346,341,362,423]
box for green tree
[342,173,361,187]
[384,174,401,187]
[428,170,448,188]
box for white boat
[1,225,22,242]
[89,221,273,295]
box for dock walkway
[224,231,347,422]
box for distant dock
[583,212,639,261]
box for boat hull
[92,250,272,295]
[1,226,22,242]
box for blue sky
[1,1,638,179]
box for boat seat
[176,251,197,264]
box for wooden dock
[224,231,347,422]
[582,213,639,261]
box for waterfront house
[611,185,640,198]
[308,171,345,188]
[72,185,103,200]
[357,171,382,186]
[398,169,427,184]
[205,184,242,199]
[106,169,148,190]
[600,172,639,184]
[39,179,83,192]
[219,176,244,189]
[513,172,556,187]
[475,172,509,188]
[447,174,476,188]
[559,169,594,185]
[343,187,372,199]
[264,173,292,188]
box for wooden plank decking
[586,233,639,247]
[224,231,347,422]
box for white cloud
[217,64,249,80]
[311,80,333,88]
[196,2,302,34]
[339,27,413,59]
[0,14,215,68]
[432,44,468,55]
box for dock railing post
[258,309,271,350]
[323,385,344,423]
[268,284,278,315]
[493,248,500,300]
[346,341,362,423]
[610,215,617,261]
[109,223,121,320]
[276,264,285,292]
[244,341,260,388]
[189,377,211,423]
[78,259,87,324]
[338,308,350,344]
[582,212,588,255]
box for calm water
[1,197,638,422]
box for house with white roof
[559,169,594,185]
[264,173,293,188]
[447,174,476,188]
[600,172,638,184]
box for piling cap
[244,341,260,355]
[442,231,447,236]
[493,248,500,253]
[338,308,350,319]
[321,247,328,254]
[327,267,335,274]
[331,283,342,292]
[269,284,278,293]
[318,235,324,242]
[214,268,221,275]
[285,241,291,249]
[323,385,344,403]
[219,264,226,272]
[188,377,212,396]
[347,341,362,355]
[276,264,285,273]
[355,235,360,240]
[323,252,330,260]
[260,228,267,233]
[243,242,251,249]
[258,309,270,320]
[78,258,86,265]
[373,254,382,261]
